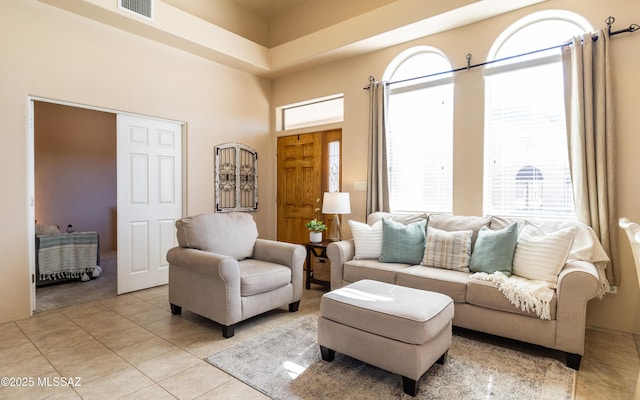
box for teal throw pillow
[379,218,426,265]
[469,223,518,275]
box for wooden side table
[305,241,331,290]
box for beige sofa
[327,212,609,370]
[167,212,306,338]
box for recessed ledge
[39,0,547,78]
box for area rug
[205,314,575,400]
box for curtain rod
[364,16,639,90]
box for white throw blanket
[567,223,611,298]
[471,272,555,320]
[470,223,611,320]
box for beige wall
[271,0,640,333]
[35,102,117,250]
[0,0,273,323]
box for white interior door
[117,114,183,294]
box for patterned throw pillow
[422,226,473,272]
[512,221,577,284]
[348,220,383,259]
[379,218,426,265]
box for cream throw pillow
[512,221,577,284]
[348,220,383,259]
[422,226,473,272]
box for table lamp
[322,192,351,241]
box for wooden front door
[277,133,323,244]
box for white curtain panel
[562,29,618,286]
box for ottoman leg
[320,345,335,362]
[402,376,419,397]
[437,350,448,365]
[170,303,182,315]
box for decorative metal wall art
[214,143,258,212]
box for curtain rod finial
[364,75,376,90]
[605,16,615,35]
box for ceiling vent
[119,0,153,20]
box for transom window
[279,95,344,131]
[385,48,454,213]
[483,12,591,217]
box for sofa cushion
[422,226,472,272]
[428,214,491,251]
[466,278,557,320]
[367,212,427,226]
[176,212,258,260]
[379,218,426,264]
[469,223,518,275]
[512,221,577,284]
[348,220,383,259]
[343,259,409,285]
[238,259,291,296]
[396,265,468,303]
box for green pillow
[469,223,518,275]
[379,218,426,265]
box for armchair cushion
[176,212,258,260]
[239,260,292,296]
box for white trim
[383,45,450,82]
[482,53,562,77]
[388,76,455,94]
[486,10,593,62]
[26,98,35,315]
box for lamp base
[328,214,341,241]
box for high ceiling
[41,0,549,77]
[231,0,308,18]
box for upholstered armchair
[167,212,305,338]
[619,217,640,286]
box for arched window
[384,47,454,213]
[483,11,591,217]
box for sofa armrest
[252,239,306,301]
[327,239,355,290]
[554,260,600,356]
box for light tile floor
[1,285,638,399]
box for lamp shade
[322,192,351,214]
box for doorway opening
[28,98,185,314]
[33,101,117,312]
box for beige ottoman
[318,279,454,396]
